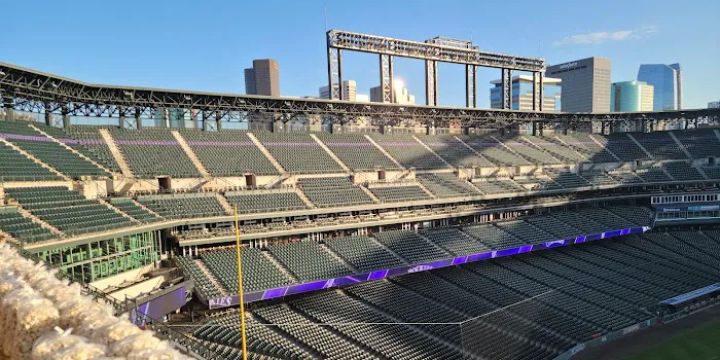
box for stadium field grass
[625,319,720,360]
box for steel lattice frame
[1,61,719,130]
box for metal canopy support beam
[380,54,393,103]
[118,107,126,129]
[44,102,52,126]
[465,65,476,108]
[2,93,13,121]
[425,60,438,106]
[135,108,142,130]
[501,68,512,110]
[538,72,544,111]
[326,34,342,101]
[61,105,70,129]
[215,110,222,131]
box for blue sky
[2,0,718,109]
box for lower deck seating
[268,241,351,281]
[369,184,432,202]
[416,173,479,198]
[200,248,294,293]
[324,236,405,272]
[471,178,525,194]
[109,198,161,222]
[0,207,55,243]
[225,191,307,214]
[297,177,374,207]
[5,186,133,235]
[373,230,450,263]
[137,194,227,219]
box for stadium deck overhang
[1,61,718,129]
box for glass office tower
[611,81,654,112]
[637,63,682,111]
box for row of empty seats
[188,230,720,359]
[177,206,652,299]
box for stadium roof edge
[0,61,718,124]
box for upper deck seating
[181,129,278,176]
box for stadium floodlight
[183,95,192,101]
[50,82,59,88]
[0,69,5,76]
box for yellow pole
[234,205,248,360]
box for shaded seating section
[471,178,526,194]
[182,216,716,360]
[461,135,530,166]
[672,129,720,158]
[416,173,479,198]
[297,177,374,207]
[175,256,225,299]
[369,134,448,169]
[416,135,496,167]
[369,184,432,202]
[513,176,562,192]
[193,314,313,359]
[572,207,637,229]
[137,194,226,219]
[420,227,489,255]
[0,121,108,178]
[200,248,293,293]
[550,211,612,235]
[462,222,525,249]
[290,290,463,360]
[109,198,162,222]
[608,206,654,227]
[663,162,705,181]
[373,230,450,263]
[268,241,351,281]
[702,167,720,179]
[254,132,343,173]
[602,133,650,161]
[39,124,120,172]
[110,128,200,178]
[253,304,375,359]
[324,235,405,272]
[545,169,591,189]
[181,129,278,176]
[636,167,672,182]
[578,171,619,186]
[5,186,132,235]
[225,191,307,214]
[608,170,645,184]
[500,136,562,165]
[524,136,587,163]
[62,125,122,172]
[0,141,60,181]
[316,133,399,171]
[0,207,55,243]
[525,214,585,239]
[634,131,688,160]
[556,134,617,163]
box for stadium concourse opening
[1,42,720,359]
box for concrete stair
[130,198,163,218]
[309,133,351,173]
[215,193,234,215]
[171,131,211,178]
[0,138,70,181]
[98,198,141,224]
[363,134,405,169]
[294,188,316,208]
[246,132,287,174]
[261,251,299,282]
[586,135,622,162]
[16,207,63,236]
[98,129,134,177]
[412,135,455,169]
[359,184,381,203]
[625,133,654,159]
[29,124,114,175]
[194,259,228,296]
[454,135,498,167]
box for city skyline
[2,0,717,109]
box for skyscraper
[637,63,682,111]
[489,75,562,111]
[709,101,720,109]
[370,81,416,105]
[244,59,280,96]
[546,57,611,112]
[611,81,654,112]
[319,80,357,101]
